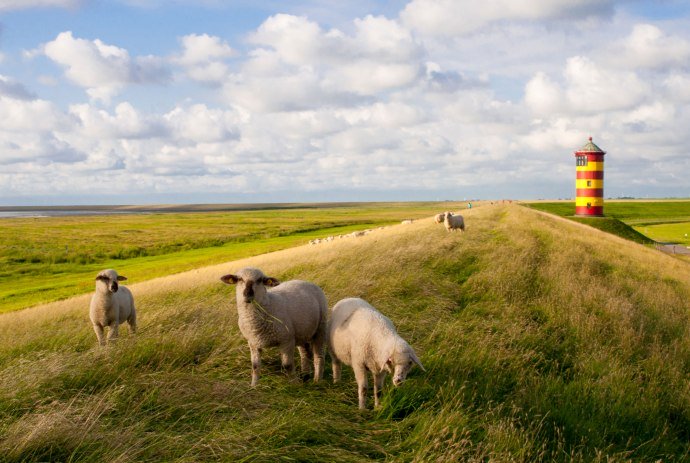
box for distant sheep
[221,267,328,386]
[89,269,137,345]
[401,219,414,224]
[444,211,465,232]
[434,213,446,224]
[328,298,425,409]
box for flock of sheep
[89,211,466,409]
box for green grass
[0,202,462,313]
[1,204,689,461]
[522,200,690,246]
[635,222,690,247]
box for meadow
[1,203,689,461]
[0,202,462,313]
[523,200,690,246]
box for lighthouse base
[575,206,603,216]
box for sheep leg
[92,323,105,346]
[128,312,137,335]
[354,365,368,410]
[106,323,119,344]
[250,345,262,387]
[373,372,386,408]
[332,357,342,383]
[311,340,325,383]
[280,341,296,380]
[297,345,311,376]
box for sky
[0,0,689,205]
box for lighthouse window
[587,180,592,187]
[587,202,591,209]
[576,156,588,166]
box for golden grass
[1,203,689,461]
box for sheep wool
[328,297,425,409]
[221,267,328,386]
[444,211,465,232]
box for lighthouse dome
[576,136,606,154]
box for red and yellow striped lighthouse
[575,136,605,216]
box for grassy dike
[1,203,689,461]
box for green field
[0,202,463,313]
[523,200,690,246]
[1,204,689,461]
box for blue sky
[0,0,689,205]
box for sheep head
[220,267,280,303]
[385,339,426,386]
[95,269,127,294]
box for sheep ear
[95,275,106,281]
[220,274,240,285]
[263,277,280,287]
[410,351,426,372]
[117,275,127,281]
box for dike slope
[1,203,689,462]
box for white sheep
[328,298,425,409]
[444,211,465,232]
[434,213,446,224]
[220,267,328,386]
[89,269,137,345]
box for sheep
[220,267,328,386]
[443,211,465,232]
[328,297,425,409]
[89,269,137,345]
[434,212,446,223]
[401,219,414,224]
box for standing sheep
[89,269,137,345]
[444,211,465,232]
[434,212,446,224]
[220,267,327,386]
[329,298,425,409]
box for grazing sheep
[434,213,446,224]
[329,298,425,409]
[444,211,465,232]
[220,267,328,386]
[401,219,414,224]
[89,269,137,345]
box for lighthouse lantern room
[574,137,606,217]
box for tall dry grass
[1,203,689,462]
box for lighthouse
[574,137,605,216]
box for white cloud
[225,14,424,112]
[69,102,168,139]
[175,34,236,84]
[0,95,71,132]
[525,56,649,115]
[41,31,170,102]
[605,24,690,70]
[664,73,690,103]
[524,72,563,115]
[0,75,36,100]
[250,14,325,66]
[563,56,649,113]
[0,0,82,11]
[400,0,614,36]
[164,104,241,143]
